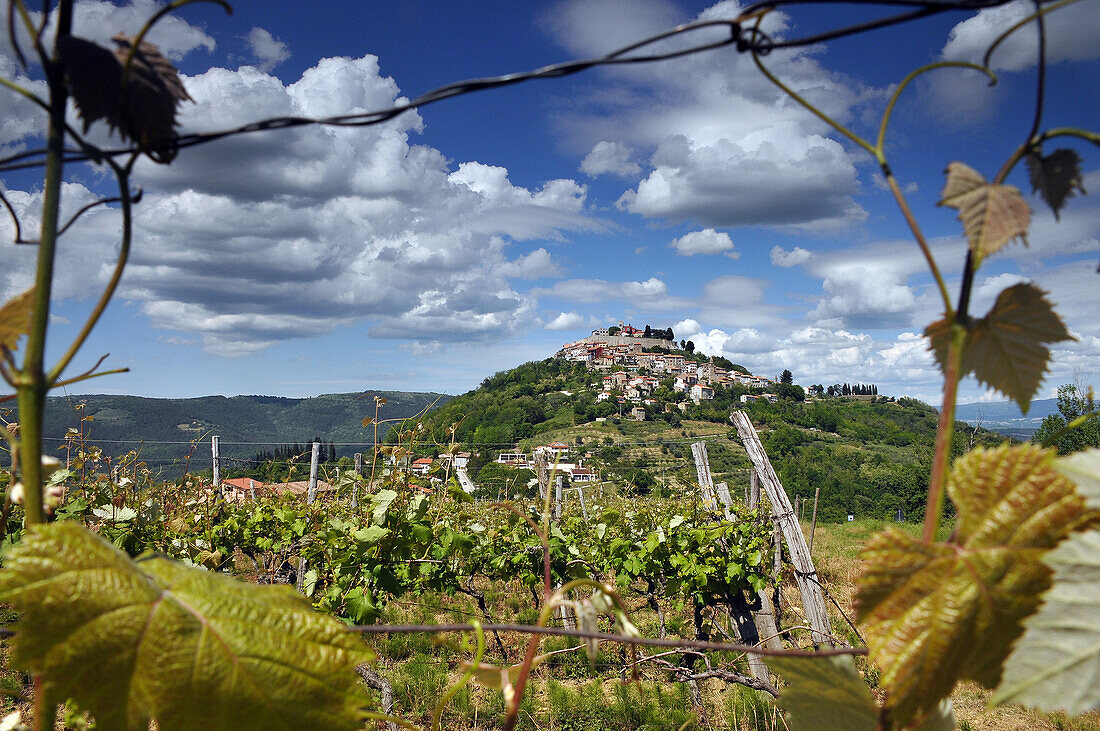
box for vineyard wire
[0,0,1023,176]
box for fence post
[297,441,322,594]
[554,476,563,520]
[307,440,321,503]
[211,435,221,498]
[731,410,833,645]
[691,441,718,511]
[576,484,589,523]
[352,452,362,509]
[749,468,760,510]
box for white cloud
[246,27,290,72]
[546,0,873,231]
[545,312,586,330]
[541,276,685,309]
[669,228,736,257]
[580,141,641,177]
[770,245,813,267]
[0,54,598,354]
[942,0,1100,72]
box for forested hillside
[419,358,1005,523]
[23,391,449,466]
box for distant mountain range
[20,391,450,471]
[954,398,1058,439]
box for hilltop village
[556,323,777,408]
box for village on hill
[556,322,778,407]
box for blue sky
[1,0,1098,406]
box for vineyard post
[576,484,589,522]
[554,475,562,520]
[352,452,362,509]
[691,441,718,511]
[306,440,320,503]
[749,469,759,509]
[731,410,833,645]
[211,435,220,496]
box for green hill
[27,390,449,470]
[418,358,1005,523]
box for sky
[1,0,1098,407]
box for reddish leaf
[939,162,1030,260]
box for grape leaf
[925,283,1072,412]
[1055,448,1100,509]
[1026,148,1085,220]
[765,655,876,730]
[992,528,1100,714]
[855,444,1088,726]
[0,522,372,731]
[0,287,35,351]
[939,161,1030,260]
[59,34,191,163]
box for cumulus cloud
[669,228,736,257]
[0,54,600,354]
[247,27,290,71]
[580,141,641,177]
[545,0,872,230]
[540,277,686,309]
[770,245,813,267]
[942,0,1100,71]
[545,312,587,330]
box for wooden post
[691,441,718,511]
[296,441,323,594]
[306,441,321,503]
[715,481,734,521]
[809,487,820,554]
[211,435,221,496]
[576,484,589,522]
[749,469,760,510]
[248,478,256,501]
[731,411,833,645]
[351,452,362,509]
[536,452,549,502]
[554,476,563,520]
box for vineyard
[2,0,1100,728]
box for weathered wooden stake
[352,452,362,509]
[554,475,563,520]
[731,411,833,645]
[576,484,589,522]
[691,441,718,511]
[296,441,322,594]
[211,435,221,496]
[749,468,760,510]
[306,440,321,503]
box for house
[497,452,528,466]
[631,406,647,421]
[268,480,336,497]
[220,477,265,502]
[596,391,611,402]
[569,466,597,483]
[690,384,715,403]
[454,452,472,469]
[740,394,760,403]
[410,458,434,475]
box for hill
[954,397,1059,439]
[25,390,449,470]
[418,358,1005,523]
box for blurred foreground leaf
[0,522,372,730]
[856,444,1088,726]
[939,161,1030,260]
[0,287,35,351]
[1026,148,1085,220]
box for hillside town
[556,323,777,406]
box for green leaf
[353,524,390,546]
[992,528,1100,714]
[765,655,876,731]
[939,161,1030,260]
[855,444,1088,726]
[0,287,35,351]
[925,283,1072,412]
[1026,148,1085,220]
[0,523,372,731]
[371,489,397,524]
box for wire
[0,0,1023,173]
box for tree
[1033,384,1100,455]
[644,324,651,337]
[608,325,620,336]
[780,369,793,384]
[685,340,695,353]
